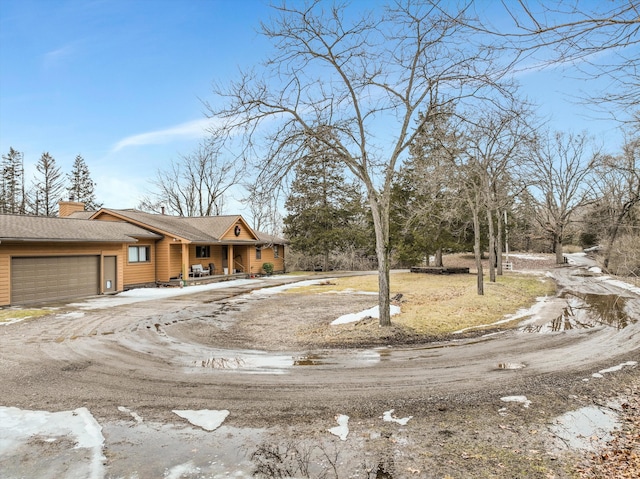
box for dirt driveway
[1,260,639,478]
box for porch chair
[190,264,210,277]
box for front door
[103,256,117,293]
[222,246,228,273]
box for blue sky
[0,0,629,214]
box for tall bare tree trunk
[435,247,443,267]
[371,195,391,326]
[554,233,564,265]
[473,208,484,295]
[487,209,496,283]
[496,209,504,276]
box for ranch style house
[0,201,286,306]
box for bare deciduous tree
[593,136,640,269]
[497,1,640,126]
[528,131,599,264]
[140,140,241,217]
[207,0,512,325]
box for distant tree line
[1,148,101,216]
[280,112,639,285]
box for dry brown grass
[287,271,555,337]
[0,309,50,324]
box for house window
[274,245,279,258]
[256,247,262,260]
[128,246,150,263]
[196,245,210,258]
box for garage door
[11,256,99,304]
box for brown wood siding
[251,244,285,274]
[123,242,156,286]
[187,245,224,275]
[222,221,255,241]
[0,254,10,306]
[0,242,124,306]
[169,243,183,279]
[155,238,172,282]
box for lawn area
[290,271,556,337]
[0,309,51,325]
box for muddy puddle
[187,349,379,373]
[521,291,635,333]
[549,406,620,452]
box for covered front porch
[165,241,262,283]
[160,270,255,287]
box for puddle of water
[293,353,332,366]
[521,292,634,333]
[549,406,620,452]
[188,349,379,373]
[197,357,246,369]
[497,362,526,370]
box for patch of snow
[382,409,412,426]
[331,305,401,325]
[250,278,338,296]
[0,406,105,479]
[600,278,640,295]
[588,266,602,274]
[172,409,229,431]
[56,312,86,319]
[500,396,531,408]
[164,461,201,479]
[455,296,550,334]
[509,254,548,260]
[549,406,619,451]
[328,414,349,441]
[68,279,257,310]
[118,406,144,423]
[0,316,32,326]
[592,361,637,378]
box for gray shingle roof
[97,209,271,243]
[0,214,161,243]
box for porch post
[181,243,190,282]
[228,244,234,274]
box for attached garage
[11,256,100,304]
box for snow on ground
[594,276,640,295]
[382,409,412,426]
[591,361,638,379]
[249,278,337,295]
[509,254,549,261]
[454,296,551,334]
[500,396,532,408]
[331,304,401,325]
[172,410,230,431]
[0,406,105,479]
[117,406,144,423]
[549,406,620,452]
[67,279,257,310]
[327,414,350,441]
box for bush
[262,262,274,275]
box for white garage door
[11,256,100,305]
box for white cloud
[43,44,75,69]
[112,118,220,151]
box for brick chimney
[59,200,85,217]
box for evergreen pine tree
[1,147,26,214]
[30,152,65,216]
[283,142,368,271]
[67,154,101,209]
